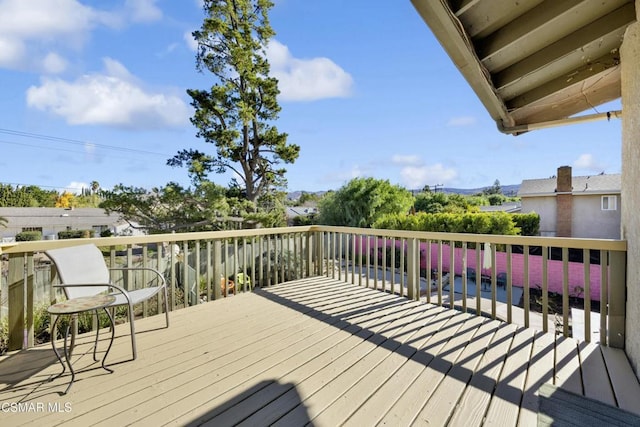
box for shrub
[373,211,519,235]
[15,231,42,241]
[58,230,95,239]
[512,212,540,236]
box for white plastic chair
[46,244,169,360]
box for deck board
[1,276,639,426]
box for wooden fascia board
[410,0,514,128]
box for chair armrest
[53,283,134,305]
[53,283,111,288]
[108,267,167,287]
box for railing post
[407,238,419,300]
[608,250,626,348]
[8,253,25,351]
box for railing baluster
[142,245,149,315]
[449,240,455,309]
[600,250,608,344]
[373,236,380,290]
[542,246,549,333]
[359,235,364,288]
[491,243,497,320]
[437,241,443,306]
[583,248,591,342]
[206,241,212,301]
[400,238,406,297]
[426,239,432,305]
[475,243,481,315]
[195,241,201,304]
[524,245,530,329]
[382,237,387,291]
[170,242,177,309]
[280,234,285,284]
[506,244,512,324]
[462,242,467,313]
[366,234,371,288]
[562,247,569,337]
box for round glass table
[48,294,116,395]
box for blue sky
[0,0,622,195]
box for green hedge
[58,229,95,239]
[373,211,520,235]
[511,212,540,236]
[15,231,42,241]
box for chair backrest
[45,244,111,299]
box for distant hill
[439,184,520,196]
[287,184,520,200]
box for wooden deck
[1,276,639,426]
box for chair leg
[93,310,100,362]
[128,303,137,360]
[163,286,170,328]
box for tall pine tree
[169,0,299,205]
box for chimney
[556,166,572,237]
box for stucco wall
[622,14,640,379]
[572,195,621,239]
[521,196,556,236]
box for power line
[0,127,174,158]
[0,181,97,192]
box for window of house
[21,227,42,233]
[602,195,617,211]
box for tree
[483,179,502,196]
[100,182,242,234]
[317,178,414,228]
[55,191,75,208]
[0,184,57,207]
[169,0,300,204]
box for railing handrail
[310,225,627,251]
[2,224,627,254]
[0,226,315,254]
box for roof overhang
[411,0,636,134]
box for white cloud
[399,163,458,189]
[391,155,423,166]
[0,0,160,72]
[26,57,191,130]
[63,181,90,195]
[125,0,163,23]
[266,40,353,101]
[573,153,605,171]
[447,116,477,127]
[184,30,198,51]
[0,35,25,68]
[41,52,68,74]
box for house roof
[0,207,123,230]
[518,173,621,197]
[479,202,522,213]
[411,0,635,134]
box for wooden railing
[0,226,627,352]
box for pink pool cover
[354,237,608,301]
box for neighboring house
[518,166,621,239]
[479,202,521,213]
[285,206,318,226]
[0,207,141,242]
